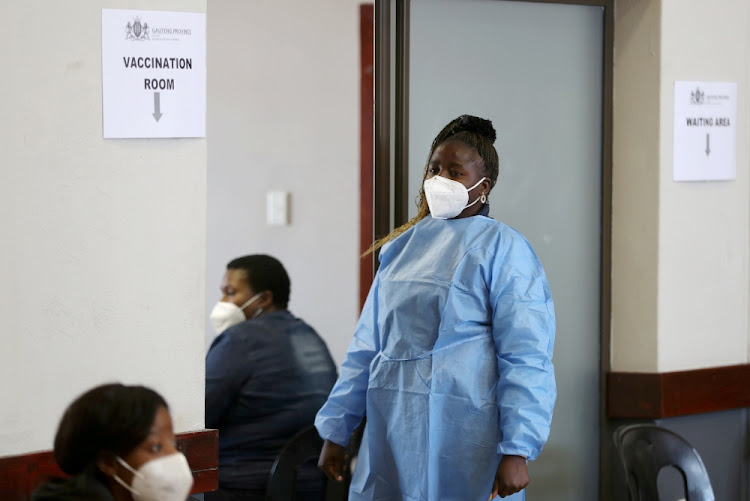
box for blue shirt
[206,309,337,490]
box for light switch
[266,191,289,226]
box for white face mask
[209,292,262,335]
[114,453,193,501]
[423,176,487,219]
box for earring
[480,193,487,203]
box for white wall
[657,0,749,371]
[206,0,361,364]
[611,0,750,372]
[0,0,207,457]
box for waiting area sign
[673,81,737,181]
[101,9,206,138]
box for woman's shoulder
[462,216,531,247]
[461,217,543,271]
[32,473,113,501]
[379,216,525,261]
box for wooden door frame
[359,4,374,310]
[371,0,615,498]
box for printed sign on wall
[673,81,737,181]
[102,9,206,138]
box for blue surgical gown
[315,215,556,501]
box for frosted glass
[409,1,603,499]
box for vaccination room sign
[101,9,206,138]
[673,81,737,181]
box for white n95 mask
[209,292,262,334]
[114,452,194,501]
[423,176,487,219]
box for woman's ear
[481,177,493,197]
[95,450,118,478]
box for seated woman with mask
[32,383,194,501]
[205,254,338,501]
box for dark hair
[53,384,168,475]
[227,254,291,309]
[425,115,499,188]
[365,115,499,254]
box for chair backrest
[613,424,715,501]
[266,426,350,501]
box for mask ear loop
[466,177,487,192]
[114,457,142,496]
[242,292,266,319]
[239,292,263,311]
[464,177,488,209]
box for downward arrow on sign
[705,133,710,156]
[153,92,163,122]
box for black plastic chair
[613,424,715,501]
[266,426,351,501]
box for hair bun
[449,115,497,143]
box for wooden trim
[0,429,218,500]
[359,4,375,310]
[598,1,615,500]
[607,364,750,419]
[374,0,391,256]
[394,0,409,228]
[177,429,219,493]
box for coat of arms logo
[126,17,150,41]
[690,87,705,105]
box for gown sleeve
[489,231,556,461]
[315,275,381,447]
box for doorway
[373,0,612,498]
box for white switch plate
[266,191,289,226]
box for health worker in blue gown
[315,115,556,500]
